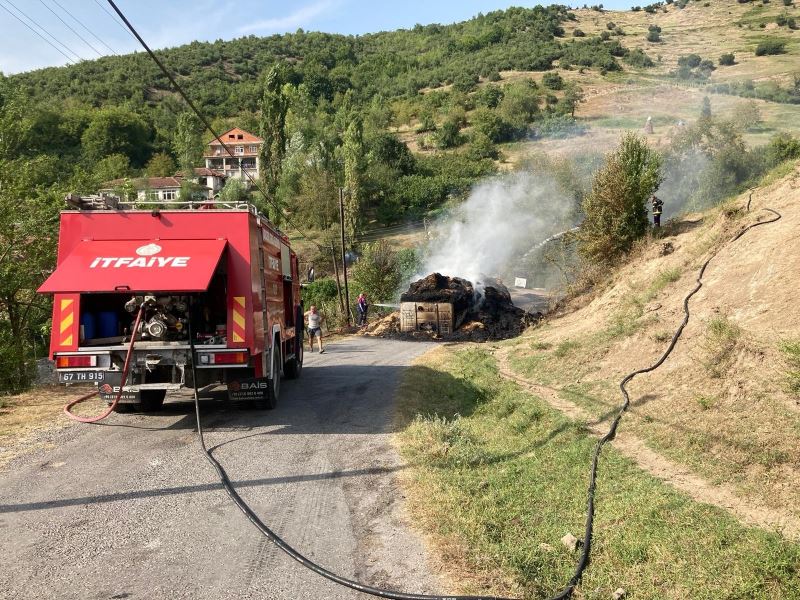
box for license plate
[59,370,105,383]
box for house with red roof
[204,127,263,185]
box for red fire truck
[38,195,303,411]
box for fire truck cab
[38,195,303,411]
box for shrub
[577,133,663,264]
[607,21,617,29]
[614,26,626,35]
[434,118,464,149]
[542,71,565,90]
[719,53,735,66]
[599,31,611,41]
[471,108,515,143]
[784,0,793,5]
[678,53,702,67]
[765,132,800,164]
[646,30,661,42]
[625,48,655,67]
[573,28,586,37]
[452,72,479,93]
[648,24,662,32]
[350,240,407,303]
[755,39,786,56]
[467,131,500,160]
[302,278,339,311]
[780,340,800,397]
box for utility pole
[330,243,345,316]
[339,188,352,326]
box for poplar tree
[342,116,365,244]
[259,63,289,222]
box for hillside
[393,162,800,598]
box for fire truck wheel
[284,342,303,379]
[255,346,280,410]
[137,390,167,412]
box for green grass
[699,315,742,378]
[781,339,800,397]
[396,347,800,599]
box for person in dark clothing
[651,195,664,228]
[356,293,368,328]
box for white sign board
[514,277,527,289]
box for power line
[0,0,75,65]
[92,0,138,43]
[2,0,84,62]
[104,0,323,250]
[50,0,117,55]
[38,0,105,58]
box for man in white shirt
[305,305,324,353]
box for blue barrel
[80,312,96,341]
[97,311,119,338]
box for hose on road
[63,305,145,423]
[549,206,782,600]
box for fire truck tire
[284,341,303,379]
[137,390,167,412]
[255,345,280,410]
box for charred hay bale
[401,273,475,320]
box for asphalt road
[0,337,443,600]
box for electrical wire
[3,0,84,62]
[51,0,118,55]
[92,0,138,42]
[105,0,325,252]
[548,205,782,600]
[0,0,74,65]
[38,0,106,58]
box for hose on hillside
[63,305,145,423]
[549,205,782,600]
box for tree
[342,116,365,244]
[735,100,761,131]
[560,83,585,118]
[542,72,564,90]
[218,178,250,205]
[81,107,151,167]
[498,81,541,129]
[700,96,712,119]
[259,63,290,220]
[93,153,131,184]
[435,117,464,149]
[578,133,663,264]
[350,240,405,302]
[173,112,204,176]
[145,152,177,177]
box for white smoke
[416,172,577,287]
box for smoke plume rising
[416,172,577,287]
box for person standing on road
[651,194,664,229]
[305,305,324,353]
[356,293,368,328]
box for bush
[350,240,406,303]
[625,48,655,68]
[755,39,786,56]
[434,118,464,149]
[471,108,515,143]
[765,132,800,164]
[578,133,663,265]
[599,31,611,41]
[614,26,625,35]
[607,21,617,29]
[302,278,339,312]
[719,53,735,66]
[646,30,661,42]
[678,53,702,67]
[573,29,586,37]
[452,72,479,93]
[542,71,565,90]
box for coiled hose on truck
[63,305,146,424]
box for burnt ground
[0,338,444,600]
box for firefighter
[651,195,664,228]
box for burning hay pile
[365,273,541,342]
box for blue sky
[0,0,636,74]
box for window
[162,190,177,201]
[237,134,243,139]
[235,146,244,155]
[249,145,258,153]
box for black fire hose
[183,207,781,600]
[549,206,782,599]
